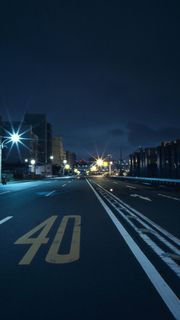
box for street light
[50,155,54,160]
[96,158,103,167]
[62,159,67,175]
[10,133,20,143]
[0,132,21,183]
[30,159,36,174]
[30,159,36,165]
[64,164,70,170]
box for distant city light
[50,155,54,160]
[65,164,70,170]
[103,161,108,167]
[90,165,97,172]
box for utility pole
[120,148,123,175]
[0,136,2,183]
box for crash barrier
[112,176,180,186]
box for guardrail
[112,176,180,185]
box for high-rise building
[52,136,65,166]
[24,113,52,164]
[66,151,76,168]
[47,123,53,161]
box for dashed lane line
[130,193,152,202]
[0,216,13,224]
[158,193,180,202]
[45,190,56,197]
[126,185,136,189]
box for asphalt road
[0,177,179,320]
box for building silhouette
[129,140,180,179]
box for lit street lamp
[30,159,36,174]
[0,132,21,183]
[64,164,70,170]
[96,158,103,167]
[62,159,67,175]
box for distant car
[77,173,86,180]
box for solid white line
[0,216,13,224]
[87,180,180,320]
[97,185,180,257]
[45,190,56,197]
[96,182,180,246]
[0,191,10,195]
[158,194,180,202]
[99,191,180,276]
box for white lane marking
[97,188,180,276]
[126,185,136,189]
[96,182,180,247]
[87,180,180,320]
[158,194,180,202]
[113,181,118,185]
[62,184,66,187]
[95,182,180,256]
[0,216,13,224]
[45,190,56,197]
[0,191,10,195]
[130,194,152,202]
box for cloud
[127,123,180,147]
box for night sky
[0,1,180,159]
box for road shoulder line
[86,179,180,320]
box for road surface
[0,177,179,320]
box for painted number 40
[15,215,81,265]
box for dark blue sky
[0,0,180,159]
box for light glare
[96,158,103,166]
[10,133,20,143]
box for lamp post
[109,161,113,176]
[63,159,67,175]
[30,159,36,174]
[0,133,20,183]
